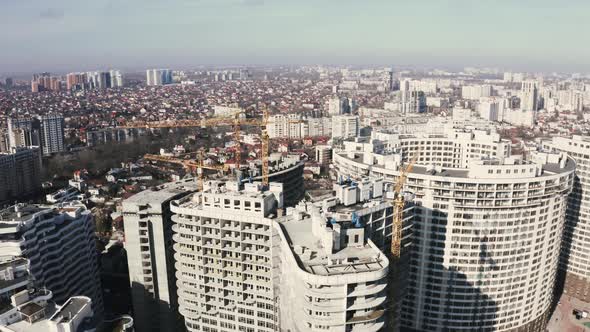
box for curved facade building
[333,129,574,332]
[275,203,390,332]
[243,154,305,207]
[0,202,103,315]
[543,136,590,301]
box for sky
[1,0,589,74]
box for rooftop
[124,179,198,205]
[278,212,386,276]
[50,297,89,324]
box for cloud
[39,8,64,20]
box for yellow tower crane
[391,149,420,260]
[124,108,301,189]
[144,150,228,191]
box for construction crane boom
[144,151,228,191]
[125,108,304,189]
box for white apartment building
[171,181,284,332]
[371,128,511,168]
[461,84,493,100]
[109,69,123,88]
[275,203,390,332]
[333,129,574,332]
[399,78,438,94]
[171,177,412,331]
[332,115,359,140]
[502,109,535,127]
[0,203,103,316]
[327,97,347,116]
[400,91,426,114]
[267,115,331,139]
[146,69,173,86]
[543,136,590,302]
[452,107,472,122]
[275,176,413,332]
[478,98,501,122]
[122,179,198,332]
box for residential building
[327,96,349,115]
[146,69,173,86]
[315,145,332,165]
[543,136,590,302]
[502,109,535,127]
[461,84,493,100]
[0,203,103,316]
[122,179,198,332]
[98,72,111,89]
[7,118,40,150]
[39,114,65,155]
[0,147,42,203]
[171,181,284,332]
[66,73,87,90]
[333,129,574,331]
[332,115,359,140]
[400,91,426,114]
[109,70,123,88]
[521,80,539,111]
[275,202,390,331]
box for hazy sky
[1,0,589,74]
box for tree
[94,209,112,235]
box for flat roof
[124,180,198,205]
[342,152,574,179]
[0,205,49,223]
[50,297,89,323]
[278,215,385,276]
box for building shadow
[553,174,582,308]
[400,206,499,332]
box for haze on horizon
[1,0,589,74]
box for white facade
[400,91,426,114]
[0,203,103,315]
[267,116,331,139]
[315,145,332,165]
[478,98,501,122]
[171,181,284,332]
[327,96,344,116]
[332,115,359,140]
[543,136,590,301]
[461,84,493,100]
[109,69,123,88]
[275,203,390,332]
[146,69,173,86]
[452,107,472,122]
[502,109,535,127]
[333,129,574,331]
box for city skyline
[1,0,590,73]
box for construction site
[117,107,416,331]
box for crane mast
[391,150,419,260]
